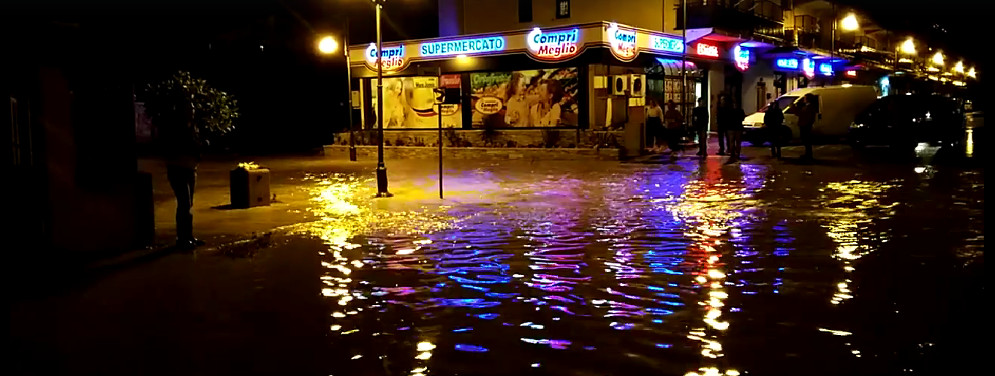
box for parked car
[849,94,964,149]
[744,85,878,145]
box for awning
[650,57,703,77]
[683,28,748,44]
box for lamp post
[373,0,392,197]
[317,31,358,162]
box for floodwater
[292,154,984,376]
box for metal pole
[831,2,836,85]
[375,1,392,197]
[345,18,357,162]
[438,96,443,199]
[681,0,688,141]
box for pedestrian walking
[160,103,205,249]
[797,94,818,160]
[692,97,709,156]
[724,100,746,162]
[764,100,785,158]
[663,100,684,154]
[645,99,664,152]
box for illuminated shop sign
[775,58,799,69]
[606,23,637,60]
[802,58,816,77]
[648,35,684,53]
[419,36,506,57]
[365,43,407,72]
[819,63,833,76]
[694,42,719,57]
[734,45,750,71]
[526,27,580,60]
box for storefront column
[707,66,724,132]
[741,60,776,114]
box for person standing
[645,99,664,151]
[716,95,730,155]
[764,100,785,158]
[663,100,684,154]
[692,97,709,156]
[797,94,818,160]
[725,100,747,162]
[160,103,204,249]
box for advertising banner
[368,75,463,129]
[470,67,579,128]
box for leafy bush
[143,71,238,143]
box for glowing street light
[317,36,339,54]
[931,51,944,65]
[841,13,859,31]
[953,61,965,73]
[900,38,916,55]
[967,67,977,78]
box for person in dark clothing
[692,97,709,156]
[663,100,684,154]
[160,103,204,249]
[716,95,731,155]
[764,100,785,158]
[796,94,818,160]
[724,101,747,162]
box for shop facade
[340,21,714,150]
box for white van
[743,85,878,143]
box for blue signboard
[420,36,506,57]
[776,58,799,70]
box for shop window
[469,67,579,128]
[518,0,532,23]
[555,0,570,19]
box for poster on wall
[470,67,579,128]
[368,74,463,129]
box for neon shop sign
[694,42,720,57]
[527,27,580,60]
[649,35,684,53]
[802,58,816,77]
[606,23,637,60]
[775,58,799,69]
[819,62,833,76]
[365,43,407,72]
[734,45,750,71]
[420,36,506,57]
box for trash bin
[230,165,271,209]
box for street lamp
[317,32,358,162]
[967,67,977,79]
[840,13,859,31]
[901,38,916,55]
[372,0,391,197]
[931,51,944,66]
[953,60,965,74]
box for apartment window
[518,0,532,23]
[556,0,570,19]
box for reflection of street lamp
[317,31,358,162]
[967,67,977,79]
[953,60,965,74]
[840,13,859,31]
[373,0,392,197]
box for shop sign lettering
[365,43,407,72]
[526,27,580,60]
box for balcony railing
[676,0,784,31]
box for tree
[142,71,239,145]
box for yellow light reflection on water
[821,181,896,306]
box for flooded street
[10,148,984,375]
[294,154,983,375]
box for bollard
[230,163,271,209]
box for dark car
[849,94,964,150]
